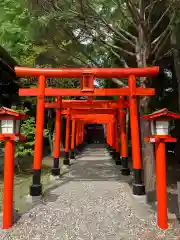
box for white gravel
[1,144,180,240]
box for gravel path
[1,144,180,240]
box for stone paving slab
[1,144,180,239]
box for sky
[94,79,100,87]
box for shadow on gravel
[41,154,133,204]
[14,144,133,223]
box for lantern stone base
[63,152,70,165]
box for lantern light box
[142,108,180,136]
[0,107,27,135]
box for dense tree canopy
[1,0,180,198]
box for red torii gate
[64,111,118,158]
[64,109,120,153]
[74,114,115,150]
[15,66,159,197]
[45,99,128,109]
[45,97,129,167]
[70,113,119,160]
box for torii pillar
[52,97,62,176]
[30,75,45,196]
[70,119,76,159]
[64,109,71,165]
[119,96,130,175]
[129,75,145,195]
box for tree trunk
[171,27,180,164]
[171,29,180,111]
[137,52,156,202]
[135,3,156,202]
[139,97,156,202]
[48,132,53,156]
[47,108,55,156]
[136,68,156,202]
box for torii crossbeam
[45,100,129,109]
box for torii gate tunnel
[15,66,159,199]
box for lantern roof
[0,107,28,120]
[141,108,180,120]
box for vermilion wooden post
[70,119,76,159]
[109,122,113,148]
[74,120,77,154]
[77,121,80,146]
[143,136,170,230]
[79,122,82,145]
[79,122,82,144]
[109,121,115,157]
[105,123,108,147]
[76,121,79,148]
[108,123,111,147]
[107,123,111,147]
[78,121,81,151]
[80,121,83,149]
[142,108,180,230]
[155,141,168,230]
[77,121,79,147]
[105,123,107,142]
[30,75,45,196]
[52,97,62,176]
[82,122,84,143]
[76,120,79,148]
[128,75,145,195]
[81,121,83,148]
[112,120,116,149]
[115,119,121,165]
[81,122,83,143]
[119,96,130,175]
[3,140,14,229]
[64,108,70,165]
[144,135,175,230]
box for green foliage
[15,117,35,157]
[0,0,31,61]
[0,0,48,69]
[1,0,180,111]
[11,106,49,158]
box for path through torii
[15,66,159,199]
